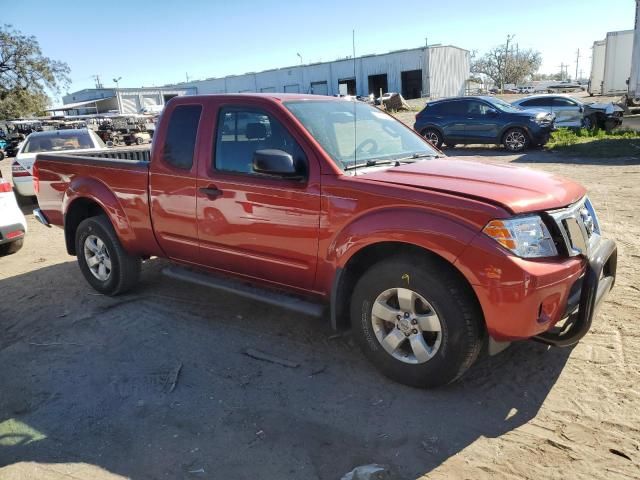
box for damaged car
[511,94,624,131]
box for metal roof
[46,97,115,111]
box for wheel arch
[63,178,135,255]
[330,240,485,333]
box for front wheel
[351,256,484,388]
[503,128,529,152]
[75,215,141,295]
[421,128,443,149]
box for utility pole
[185,72,190,83]
[575,49,580,81]
[113,77,122,114]
[502,34,515,92]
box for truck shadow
[448,145,640,165]
[0,259,572,479]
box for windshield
[487,97,523,113]
[22,130,102,153]
[284,100,438,171]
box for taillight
[33,162,39,194]
[0,181,12,193]
[11,161,30,177]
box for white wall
[426,46,470,98]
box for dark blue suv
[413,96,554,152]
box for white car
[0,174,27,255]
[12,128,107,197]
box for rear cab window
[162,105,202,169]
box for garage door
[284,84,300,93]
[311,81,328,96]
[121,95,141,114]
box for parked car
[413,96,555,152]
[12,129,106,197]
[518,86,535,94]
[34,93,616,388]
[511,94,624,130]
[0,172,26,255]
[4,135,25,158]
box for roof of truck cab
[172,93,343,103]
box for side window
[215,107,307,176]
[446,101,467,116]
[523,98,552,107]
[553,98,577,107]
[425,102,442,114]
[162,105,202,169]
[465,101,493,116]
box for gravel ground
[0,132,639,479]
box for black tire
[583,114,598,131]
[0,150,5,161]
[0,238,24,256]
[421,128,443,149]
[502,127,529,152]
[75,215,141,295]
[350,255,484,388]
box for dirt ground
[1,138,639,479]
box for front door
[149,103,203,264]
[196,103,321,290]
[552,97,583,128]
[463,100,501,141]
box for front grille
[548,197,600,257]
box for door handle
[199,186,223,198]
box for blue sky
[3,0,636,100]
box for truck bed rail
[79,147,150,162]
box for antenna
[353,29,357,176]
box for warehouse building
[53,86,197,115]
[181,45,470,99]
[59,44,470,115]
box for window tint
[443,101,467,115]
[553,97,577,107]
[162,105,202,169]
[215,107,307,176]
[425,102,443,114]
[521,98,552,107]
[465,101,494,116]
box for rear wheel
[503,128,529,152]
[75,215,141,295]
[0,239,23,256]
[351,255,484,388]
[421,128,443,149]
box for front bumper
[455,233,617,344]
[534,238,617,347]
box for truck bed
[35,147,159,256]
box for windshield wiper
[344,153,439,171]
[393,152,442,162]
[343,159,395,171]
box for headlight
[482,216,558,258]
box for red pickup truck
[34,94,617,388]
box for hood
[584,102,625,115]
[361,157,586,214]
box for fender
[328,207,479,268]
[63,176,136,250]
[323,206,481,330]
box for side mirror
[579,106,584,113]
[106,140,114,148]
[253,149,300,178]
[486,108,498,116]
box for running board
[162,266,325,318]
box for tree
[0,24,70,118]
[471,43,542,88]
